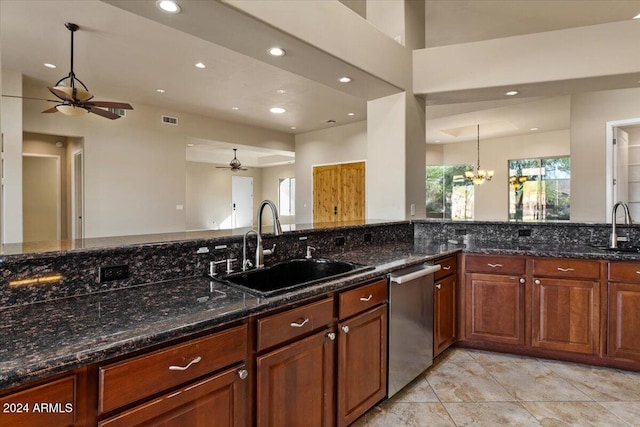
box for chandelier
[465,124,494,185]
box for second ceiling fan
[217,149,249,171]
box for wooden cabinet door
[608,282,640,361]
[313,162,365,224]
[99,365,249,427]
[532,278,600,355]
[337,305,387,427]
[256,329,336,427]
[465,273,525,345]
[434,275,456,356]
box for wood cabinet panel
[257,297,334,351]
[465,254,525,275]
[256,329,335,427]
[98,364,249,427]
[608,282,640,362]
[435,256,457,281]
[0,374,78,427]
[533,258,600,280]
[609,262,640,283]
[434,274,457,356]
[99,325,247,415]
[338,279,387,320]
[532,277,599,354]
[465,272,525,345]
[337,305,387,427]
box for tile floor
[353,348,640,426]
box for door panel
[313,162,365,224]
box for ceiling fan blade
[42,106,59,113]
[48,86,76,102]
[86,101,133,110]
[86,106,121,120]
[2,94,60,103]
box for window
[278,177,295,215]
[426,165,474,220]
[508,156,570,221]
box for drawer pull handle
[169,356,202,371]
[290,318,309,328]
[636,271,640,275]
[238,369,248,380]
[360,294,373,302]
[557,267,575,272]
[435,284,442,289]
[442,266,451,270]
[327,332,336,341]
[342,326,350,334]
[487,263,503,268]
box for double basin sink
[218,258,374,297]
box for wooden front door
[313,162,365,224]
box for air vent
[108,108,126,117]
[324,119,337,124]
[162,115,178,125]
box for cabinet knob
[341,325,350,334]
[534,279,541,285]
[327,332,336,341]
[435,284,442,289]
[519,278,525,284]
[238,369,248,380]
[290,318,309,328]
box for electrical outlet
[455,229,467,236]
[518,229,532,237]
[364,233,372,243]
[99,265,129,282]
[335,236,345,246]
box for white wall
[10,76,294,239]
[431,129,570,221]
[295,121,367,223]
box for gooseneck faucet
[256,200,283,268]
[611,201,633,248]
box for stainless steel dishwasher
[387,263,441,397]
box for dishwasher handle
[389,264,441,284]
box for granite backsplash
[0,221,412,309]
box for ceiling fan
[2,22,133,120]
[216,149,248,171]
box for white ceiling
[2,0,639,155]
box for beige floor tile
[538,360,640,402]
[427,360,514,402]
[482,362,591,402]
[522,401,630,427]
[392,377,439,403]
[434,347,476,365]
[364,402,456,427]
[467,348,541,364]
[599,401,640,426]
[443,402,542,426]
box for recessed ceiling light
[290,126,297,130]
[156,0,181,14]
[530,127,539,131]
[347,112,355,116]
[505,90,520,96]
[187,143,194,147]
[270,107,286,114]
[338,76,352,83]
[44,63,56,69]
[268,47,286,57]
[195,62,206,69]
[633,13,640,19]
[276,89,286,94]
[232,106,239,111]
[435,140,441,143]
[156,88,165,93]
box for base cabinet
[608,262,640,362]
[434,255,458,356]
[256,329,336,427]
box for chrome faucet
[256,200,283,268]
[610,201,633,248]
[242,229,257,271]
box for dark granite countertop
[3,238,640,392]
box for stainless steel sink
[219,258,373,297]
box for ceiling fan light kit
[216,149,249,171]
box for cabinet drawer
[339,279,387,320]
[257,297,334,352]
[609,262,640,283]
[435,256,457,281]
[533,258,600,280]
[0,375,77,427]
[99,324,247,415]
[465,254,525,275]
